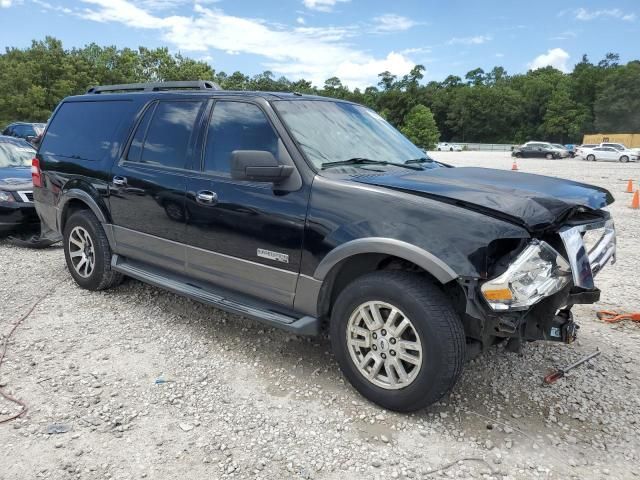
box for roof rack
[86,81,222,94]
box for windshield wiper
[404,157,434,164]
[321,157,422,170]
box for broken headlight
[481,240,571,311]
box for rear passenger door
[108,99,208,273]
[183,100,307,307]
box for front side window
[203,101,279,174]
[132,100,205,169]
[273,100,436,170]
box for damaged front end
[458,211,616,354]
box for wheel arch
[58,189,113,246]
[312,238,458,325]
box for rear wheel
[587,154,596,162]
[330,271,465,412]
[63,210,122,290]
[545,153,554,160]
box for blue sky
[1,0,638,88]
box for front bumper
[0,200,40,235]
[460,215,616,347]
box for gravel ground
[1,152,639,480]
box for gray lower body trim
[112,255,318,335]
[110,225,297,307]
[294,274,323,317]
[314,237,458,284]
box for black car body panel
[350,167,612,233]
[33,87,616,349]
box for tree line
[1,37,639,147]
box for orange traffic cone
[511,160,518,171]
[632,190,640,209]
[626,179,634,193]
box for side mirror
[230,150,294,183]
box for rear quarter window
[41,100,135,161]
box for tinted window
[137,100,204,169]
[203,101,278,174]
[127,103,156,163]
[41,101,134,161]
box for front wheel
[330,271,465,412]
[620,155,629,163]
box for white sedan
[436,142,462,151]
[580,146,638,162]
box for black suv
[34,81,616,411]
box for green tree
[594,61,640,131]
[401,105,440,149]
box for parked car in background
[579,146,638,162]
[552,143,575,158]
[575,144,597,157]
[0,136,60,247]
[436,142,462,151]
[598,142,640,156]
[2,122,47,145]
[512,141,567,159]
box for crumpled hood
[0,167,32,191]
[352,167,613,232]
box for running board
[111,255,318,335]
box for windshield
[0,141,35,167]
[273,100,436,170]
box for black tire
[545,153,553,160]
[8,231,58,249]
[514,152,522,158]
[63,210,123,291]
[449,147,453,151]
[330,271,465,412]
[587,154,596,162]
[620,155,629,163]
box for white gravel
[1,152,639,480]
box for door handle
[196,190,218,204]
[112,176,127,186]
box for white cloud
[77,0,415,89]
[296,16,305,25]
[446,35,492,45]
[372,14,416,32]
[302,0,349,12]
[1,0,20,7]
[528,48,570,72]
[495,53,504,58]
[550,30,578,40]
[574,7,636,21]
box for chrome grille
[559,218,616,289]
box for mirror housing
[230,150,294,183]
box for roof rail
[86,81,222,94]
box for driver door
[183,100,308,307]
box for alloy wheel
[68,226,95,278]
[346,301,423,390]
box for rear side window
[41,101,133,161]
[203,101,279,174]
[128,100,205,169]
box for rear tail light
[31,157,42,187]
